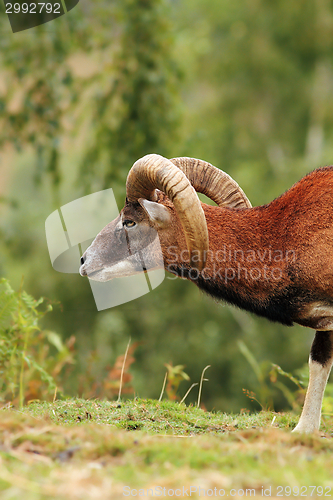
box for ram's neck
[165,204,297,325]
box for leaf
[25,355,57,391]
[21,291,44,310]
[46,331,65,352]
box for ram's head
[79,154,251,281]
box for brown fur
[153,167,333,328]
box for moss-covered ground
[0,399,332,499]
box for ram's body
[175,167,333,330]
[80,155,333,434]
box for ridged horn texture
[170,157,252,209]
[126,154,209,271]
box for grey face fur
[80,201,167,282]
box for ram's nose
[80,255,88,276]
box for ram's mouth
[85,269,103,279]
[82,257,140,282]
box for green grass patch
[0,399,332,499]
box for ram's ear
[138,198,171,228]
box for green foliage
[0,278,75,407]
[80,0,181,191]
[0,0,180,194]
[239,340,306,411]
[175,0,333,205]
[0,8,84,190]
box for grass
[0,399,332,499]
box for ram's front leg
[293,331,333,433]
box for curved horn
[126,154,209,271]
[170,157,252,209]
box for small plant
[238,340,274,410]
[238,340,308,412]
[269,363,305,410]
[197,364,210,408]
[242,388,265,409]
[164,363,190,401]
[0,278,75,407]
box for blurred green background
[1,0,333,411]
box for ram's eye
[123,220,136,228]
